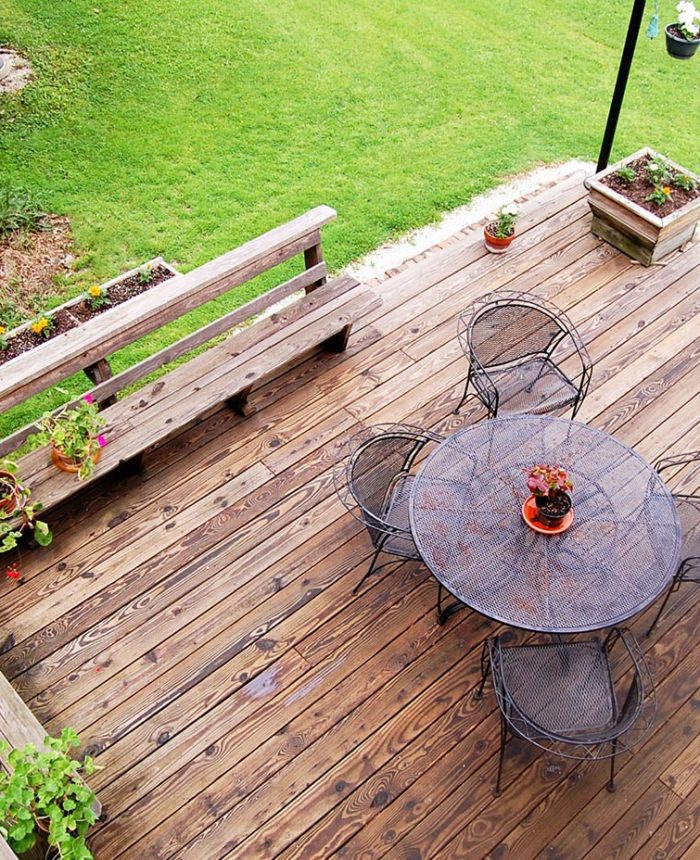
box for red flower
[83,393,95,404]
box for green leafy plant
[0,184,47,238]
[0,458,52,552]
[137,262,155,285]
[615,165,636,184]
[85,284,110,311]
[646,155,673,184]
[29,396,106,481]
[0,299,23,331]
[673,172,698,192]
[0,727,99,859]
[489,204,519,239]
[647,184,674,206]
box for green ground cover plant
[0,0,698,434]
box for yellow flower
[31,318,49,335]
[88,285,102,297]
[0,326,5,335]
[663,186,671,195]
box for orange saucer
[521,495,574,535]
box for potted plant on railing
[0,458,52,552]
[29,396,106,481]
[0,728,100,859]
[483,204,519,254]
[665,1,700,57]
[524,464,574,531]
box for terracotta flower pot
[665,24,700,59]
[51,443,101,474]
[0,471,21,514]
[483,224,515,254]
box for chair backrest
[335,425,438,547]
[460,291,570,370]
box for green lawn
[0,0,698,433]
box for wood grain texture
[0,171,698,859]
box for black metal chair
[333,424,444,594]
[454,290,592,418]
[646,451,700,636]
[475,629,655,796]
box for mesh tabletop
[409,416,682,633]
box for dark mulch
[0,264,175,367]
[600,154,700,218]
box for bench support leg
[85,359,117,407]
[227,387,256,418]
[324,324,353,353]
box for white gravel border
[345,159,595,282]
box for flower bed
[599,152,700,218]
[0,257,178,368]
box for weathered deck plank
[0,172,698,858]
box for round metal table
[409,416,681,633]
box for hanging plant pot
[665,24,700,58]
[50,442,101,475]
[483,224,515,254]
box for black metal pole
[596,0,647,172]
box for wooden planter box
[586,147,700,266]
[2,256,179,347]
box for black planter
[665,24,700,59]
[534,492,572,528]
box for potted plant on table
[0,728,99,859]
[483,204,519,254]
[29,396,106,481]
[665,1,700,57]
[526,464,573,529]
[0,458,52,552]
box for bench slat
[0,207,336,411]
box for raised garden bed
[586,147,700,266]
[0,257,178,368]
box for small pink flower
[83,394,95,404]
[97,435,106,448]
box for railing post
[303,230,327,293]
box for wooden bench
[0,206,379,517]
[0,671,102,858]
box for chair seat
[498,640,616,738]
[381,473,421,559]
[677,497,700,574]
[479,357,578,416]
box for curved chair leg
[607,738,617,793]
[474,639,491,700]
[352,547,383,595]
[494,714,508,797]
[453,379,473,415]
[646,570,684,636]
[353,550,405,595]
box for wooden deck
[2,167,700,859]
